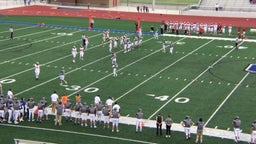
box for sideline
[2,124,157,144]
[163,33,256,42]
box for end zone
[245,64,256,73]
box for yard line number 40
[146,94,190,103]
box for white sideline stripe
[148,40,245,120]
[23,108,251,143]
[147,39,214,119]
[0,25,35,34]
[0,32,101,65]
[0,28,57,42]
[4,124,156,144]
[163,33,256,42]
[115,37,187,102]
[205,72,250,126]
[0,29,82,53]
[14,138,56,144]
[119,117,251,142]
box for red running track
[0,5,255,27]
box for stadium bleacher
[199,0,256,12]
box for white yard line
[0,29,82,53]
[0,25,35,34]
[205,72,250,126]
[164,33,256,42]
[66,37,158,98]
[14,36,153,96]
[147,39,214,119]
[3,124,156,144]
[0,32,101,65]
[115,37,187,101]
[0,43,100,80]
[0,28,57,42]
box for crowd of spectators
[136,5,149,13]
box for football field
[1,16,256,144]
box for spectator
[215,3,219,11]
[137,6,140,12]
[87,2,90,9]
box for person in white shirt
[71,46,77,63]
[9,26,14,40]
[112,101,120,113]
[105,96,114,110]
[34,62,40,80]
[94,95,101,106]
[7,89,13,99]
[79,45,85,60]
[85,36,89,49]
[111,53,117,65]
[112,63,118,77]
[51,91,59,113]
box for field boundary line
[119,117,250,142]
[0,28,57,42]
[163,34,256,42]
[0,32,101,65]
[205,72,250,126]
[2,124,156,144]
[147,39,214,119]
[0,41,103,81]
[0,25,35,34]
[0,28,82,53]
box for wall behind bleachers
[49,0,120,7]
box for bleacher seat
[199,0,256,12]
